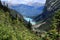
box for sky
[1,0,46,5]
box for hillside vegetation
[0,0,60,40]
[0,9,41,40]
[0,9,60,40]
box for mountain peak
[10,4,44,18]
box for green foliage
[51,9,60,33]
[0,7,60,40]
[0,10,41,40]
[48,9,60,40]
[38,9,60,40]
[51,9,60,29]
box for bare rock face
[34,0,60,22]
[46,0,60,11]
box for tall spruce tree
[0,0,3,9]
[27,20,32,30]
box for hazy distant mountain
[10,4,44,18]
[31,2,44,7]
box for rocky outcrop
[32,0,60,32]
[34,0,60,22]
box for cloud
[1,0,46,5]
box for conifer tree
[27,20,32,30]
[0,0,3,9]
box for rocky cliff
[34,0,60,22]
[32,0,60,32]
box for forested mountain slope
[0,9,41,40]
[0,0,60,40]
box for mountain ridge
[9,4,44,18]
